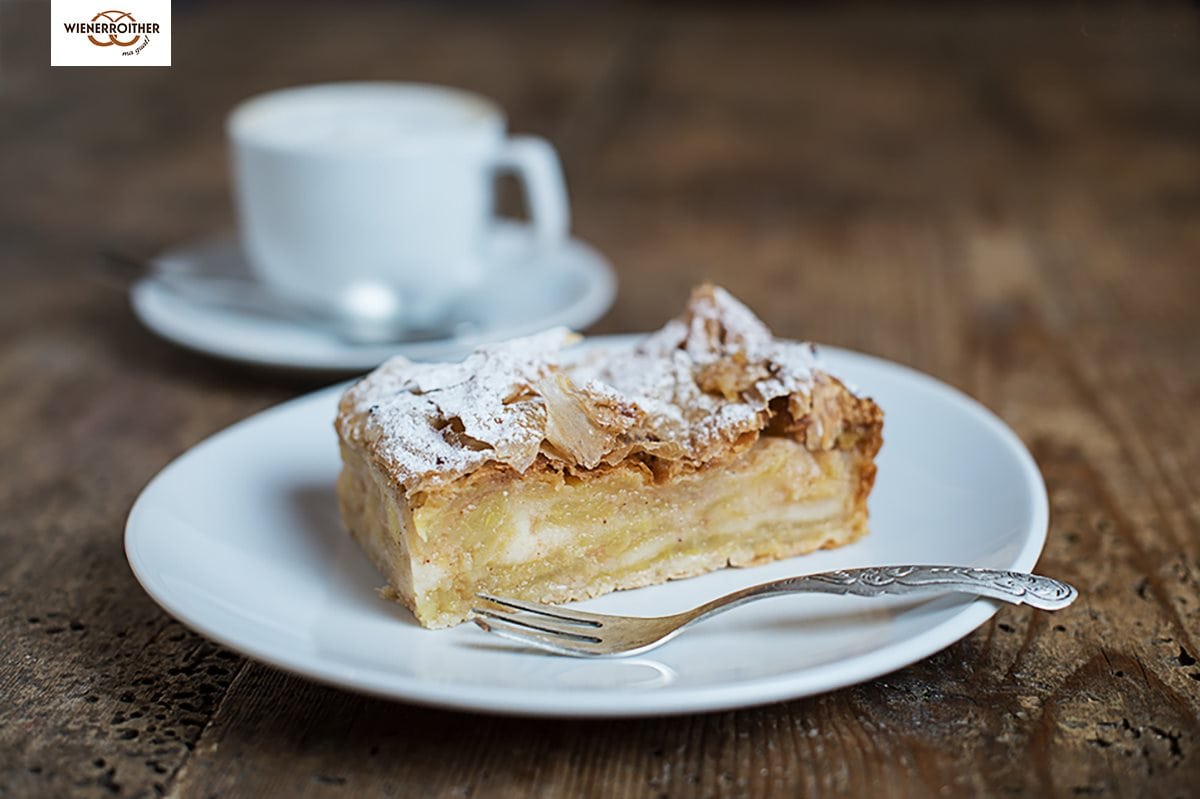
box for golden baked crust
[334,285,883,628]
[336,285,881,499]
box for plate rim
[129,229,617,372]
[124,342,1049,717]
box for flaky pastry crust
[335,285,883,508]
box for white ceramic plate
[125,339,1048,717]
[130,223,616,372]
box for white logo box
[51,0,172,67]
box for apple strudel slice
[334,285,883,628]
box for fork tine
[471,607,603,642]
[474,593,605,626]
[472,615,607,657]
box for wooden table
[3,2,1198,796]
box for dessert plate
[125,339,1049,717]
[130,222,616,372]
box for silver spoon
[100,251,472,345]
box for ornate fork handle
[473,566,1078,657]
[683,566,1076,626]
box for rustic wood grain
[2,1,1198,797]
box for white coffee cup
[227,82,569,322]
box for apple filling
[338,435,873,628]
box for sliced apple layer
[337,435,874,628]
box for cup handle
[493,135,570,246]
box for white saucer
[125,339,1050,717]
[130,223,617,372]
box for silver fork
[472,565,1077,657]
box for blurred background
[5,0,1196,375]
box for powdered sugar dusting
[575,287,819,456]
[339,328,571,492]
[337,286,857,493]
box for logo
[79,10,150,48]
[51,1,171,66]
